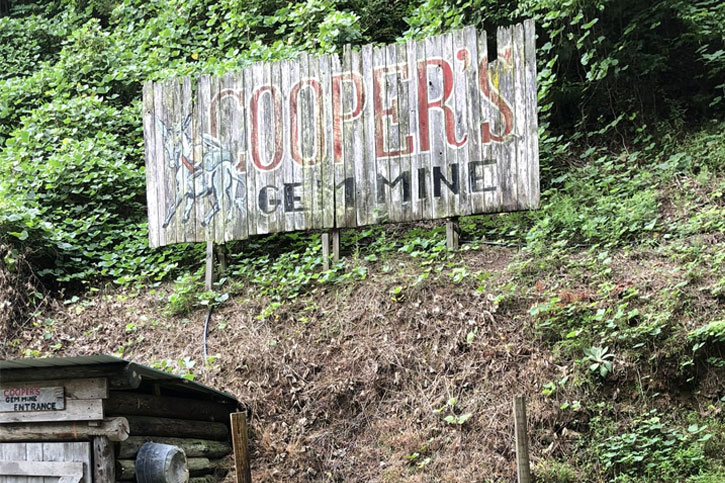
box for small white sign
[0,386,65,412]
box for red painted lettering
[250,85,283,171]
[478,55,514,143]
[417,58,467,151]
[290,79,326,166]
[373,64,414,158]
[332,72,365,163]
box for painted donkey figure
[159,114,246,229]
[159,113,196,228]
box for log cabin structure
[0,355,240,482]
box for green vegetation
[1,0,724,481]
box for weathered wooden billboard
[143,21,538,248]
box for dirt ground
[1,246,571,481]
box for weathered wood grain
[0,378,107,401]
[0,399,103,424]
[524,19,539,208]
[143,22,539,244]
[0,418,130,442]
[142,82,160,248]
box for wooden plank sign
[143,20,539,247]
[0,386,64,412]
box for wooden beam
[513,395,531,483]
[118,436,232,459]
[0,378,108,400]
[0,364,140,389]
[230,412,252,483]
[0,460,83,477]
[93,436,115,482]
[0,417,129,442]
[331,229,340,262]
[205,240,215,290]
[117,457,221,481]
[0,398,103,424]
[446,217,460,250]
[104,391,235,423]
[125,415,229,440]
[321,232,331,270]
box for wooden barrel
[136,442,189,483]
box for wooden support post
[513,395,531,483]
[93,436,115,482]
[230,412,252,483]
[321,232,331,271]
[446,217,460,250]
[331,229,340,263]
[215,243,228,273]
[205,241,215,291]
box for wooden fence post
[331,229,340,263]
[230,412,252,483]
[215,243,228,273]
[513,395,531,483]
[321,232,331,270]
[446,217,460,250]
[92,436,115,482]
[205,241,215,291]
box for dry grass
[0,246,568,481]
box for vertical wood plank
[171,77,185,244]
[512,23,529,211]
[514,395,532,483]
[230,69,250,241]
[218,73,234,242]
[92,437,115,483]
[243,65,259,237]
[279,58,296,234]
[191,76,204,242]
[332,228,340,262]
[319,53,336,230]
[266,59,284,234]
[230,412,252,483]
[153,81,168,247]
[524,19,539,208]
[413,36,432,220]
[359,44,377,227]
[287,56,305,233]
[463,27,485,215]
[395,40,414,223]
[405,37,423,222]
[477,29,502,212]
[193,75,206,242]
[496,25,518,211]
[25,443,42,483]
[442,32,461,219]
[342,45,360,228]
[451,28,471,217]
[372,44,391,224]
[357,44,375,227]
[205,240,215,290]
[384,42,403,223]
[142,81,160,248]
[4,443,28,483]
[211,75,225,242]
[299,52,313,232]
[321,231,330,271]
[181,76,196,243]
[331,46,348,228]
[425,33,449,220]
[197,75,214,242]
[446,217,460,250]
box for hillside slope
[4,122,725,481]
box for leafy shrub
[597,411,712,481]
